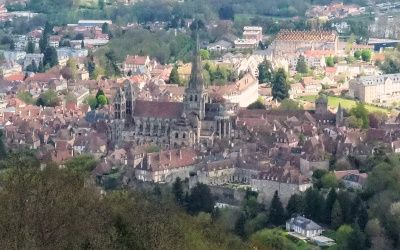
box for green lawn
[297,95,390,114]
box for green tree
[268,191,285,226]
[304,188,324,223]
[43,47,58,68]
[258,59,273,84]
[331,200,343,229]
[296,55,308,74]
[172,177,184,206]
[321,172,338,189]
[84,95,98,109]
[271,68,289,101]
[97,95,108,107]
[347,226,367,250]
[187,183,215,215]
[169,65,181,85]
[36,90,59,107]
[102,22,109,34]
[286,193,304,218]
[17,91,35,104]
[39,33,48,53]
[250,229,296,250]
[336,224,354,249]
[354,50,362,60]
[326,56,334,67]
[234,212,246,239]
[350,102,369,128]
[26,41,35,53]
[361,49,372,62]
[356,203,369,231]
[324,188,337,225]
[247,98,265,110]
[199,49,209,60]
[277,99,303,111]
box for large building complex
[109,38,236,149]
[269,30,338,56]
[349,73,400,105]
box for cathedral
[109,38,236,149]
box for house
[286,216,323,237]
[135,148,198,183]
[234,39,258,49]
[334,170,368,189]
[49,35,61,48]
[123,55,152,75]
[23,53,44,70]
[207,40,233,52]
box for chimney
[169,151,172,161]
[179,149,182,160]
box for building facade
[349,73,400,105]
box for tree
[258,59,273,84]
[172,177,184,206]
[97,95,108,107]
[102,22,109,34]
[98,0,105,9]
[286,194,304,218]
[36,90,59,107]
[324,188,337,225]
[218,5,235,20]
[247,98,265,110]
[9,40,15,50]
[234,212,246,239]
[169,65,181,85]
[84,95,98,110]
[26,41,35,53]
[249,229,296,250]
[39,33,48,53]
[369,111,388,128]
[268,191,285,226]
[326,56,334,67]
[336,224,354,250]
[295,55,308,74]
[354,50,362,60]
[272,68,289,101]
[199,49,209,60]
[357,203,368,231]
[277,99,303,111]
[43,47,58,68]
[304,188,324,223]
[331,200,343,229]
[321,172,338,189]
[350,102,369,129]
[347,226,367,250]
[187,183,215,215]
[361,49,372,62]
[380,54,400,74]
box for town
[0,0,400,249]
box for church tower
[184,33,208,120]
[113,87,126,120]
[124,80,135,119]
[336,103,344,127]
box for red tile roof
[125,55,148,65]
[133,100,183,119]
[5,73,24,81]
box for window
[175,132,179,139]
[183,133,186,139]
[195,95,198,102]
[190,95,193,101]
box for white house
[286,216,323,238]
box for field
[297,95,390,114]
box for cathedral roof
[133,100,183,119]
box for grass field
[297,95,390,114]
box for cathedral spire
[188,32,205,91]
